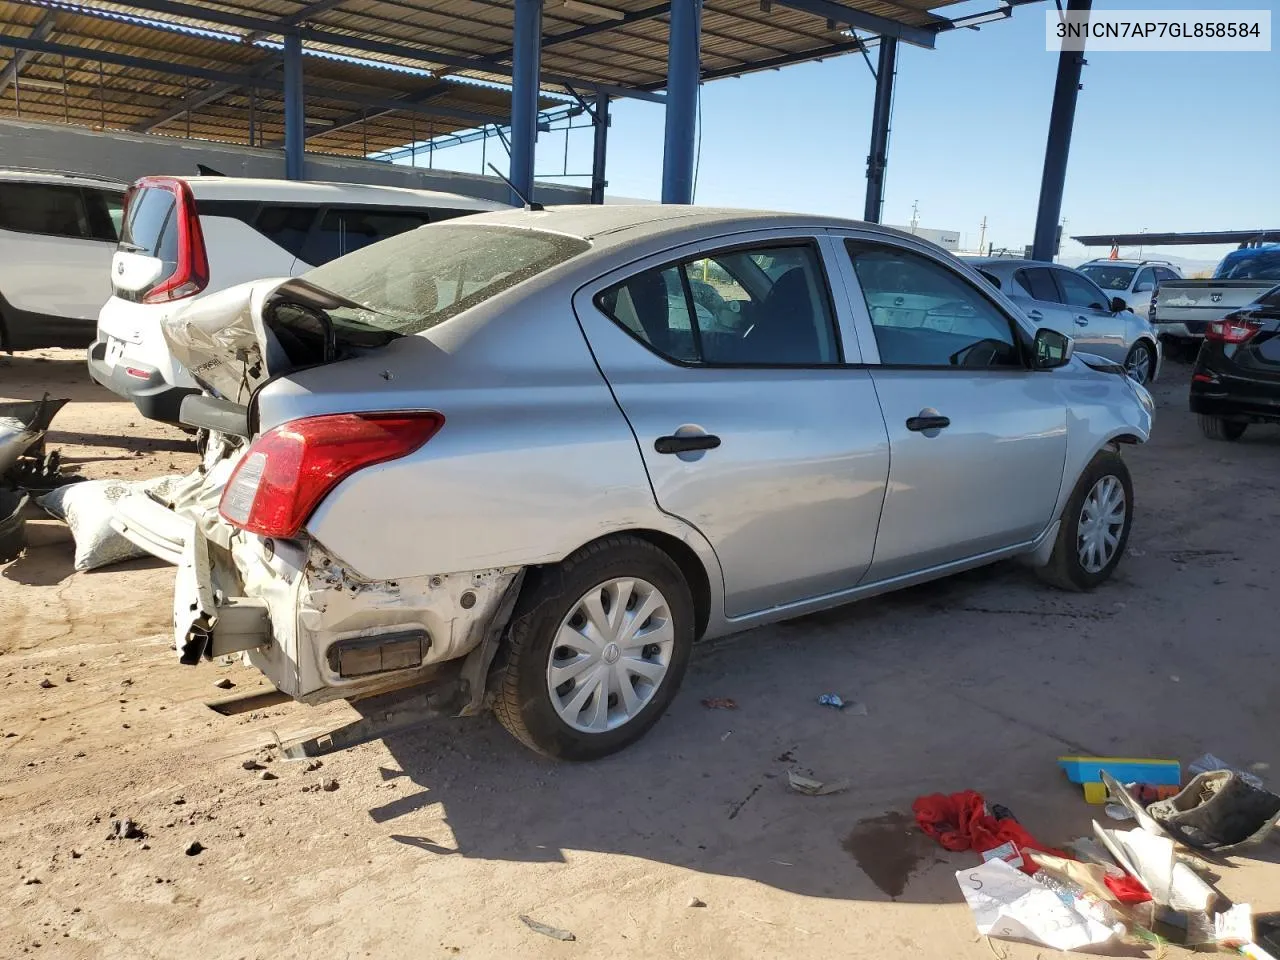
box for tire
[1036,450,1134,592]
[1123,341,1156,385]
[1198,415,1247,442]
[493,534,695,760]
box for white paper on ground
[1095,824,1217,912]
[1216,904,1253,947]
[955,858,1118,951]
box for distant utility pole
[910,200,920,234]
[978,216,988,254]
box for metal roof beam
[768,0,937,48]
[0,9,58,98]
[131,61,279,132]
[0,31,515,127]
[267,79,454,145]
[79,0,665,102]
[243,0,351,43]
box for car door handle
[906,415,951,432]
[1027,309,1044,320]
[1075,315,1089,326]
[655,434,721,455]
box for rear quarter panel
[199,216,301,291]
[258,277,719,585]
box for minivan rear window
[301,223,589,335]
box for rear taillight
[138,177,209,304]
[219,412,445,538]
[1148,292,1158,321]
[1205,316,1260,344]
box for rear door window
[1015,267,1062,303]
[121,186,177,259]
[0,182,98,239]
[83,188,124,242]
[254,205,317,260]
[302,208,433,265]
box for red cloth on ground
[912,790,1068,875]
[1103,873,1153,904]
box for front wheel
[1036,450,1134,591]
[1198,415,1247,442]
[1124,341,1156,385]
[493,535,694,760]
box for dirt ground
[2,348,1278,960]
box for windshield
[1213,248,1280,282]
[300,223,590,335]
[1078,265,1136,290]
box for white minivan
[88,176,506,422]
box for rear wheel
[1123,341,1156,385]
[493,535,694,760]
[1198,415,1247,442]
[1037,450,1133,592]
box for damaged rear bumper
[173,520,523,704]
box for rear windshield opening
[300,223,590,335]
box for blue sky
[422,0,1278,263]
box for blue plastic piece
[1058,756,1181,787]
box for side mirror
[1032,327,1073,370]
[1110,296,1130,313]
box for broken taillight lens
[219,412,445,538]
[1205,317,1261,344]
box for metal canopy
[1073,230,1280,248]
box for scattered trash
[1188,753,1265,789]
[519,915,575,941]
[185,841,204,856]
[719,731,732,742]
[1104,803,1136,822]
[990,804,1016,822]
[1216,903,1253,948]
[1059,755,1181,789]
[1093,821,1217,913]
[687,897,706,908]
[0,396,69,478]
[39,475,182,572]
[956,857,1121,951]
[1148,771,1280,854]
[213,678,235,690]
[0,489,28,563]
[914,791,1066,874]
[981,841,1024,871]
[817,693,846,709]
[700,697,737,710]
[787,771,850,797]
[321,779,339,792]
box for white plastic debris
[1216,904,1253,948]
[40,475,182,571]
[955,857,1121,951]
[786,771,850,796]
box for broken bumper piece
[174,525,270,663]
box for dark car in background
[1190,285,1280,440]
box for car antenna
[487,163,544,211]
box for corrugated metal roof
[0,0,991,156]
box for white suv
[0,169,126,351]
[88,176,506,422]
[1076,259,1182,319]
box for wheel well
[614,529,712,640]
[1111,434,1142,446]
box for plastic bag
[40,476,181,571]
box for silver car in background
[970,257,1162,385]
[147,207,1153,760]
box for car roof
[0,168,127,191]
[457,204,929,253]
[967,257,1051,270]
[156,176,509,211]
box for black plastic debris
[0,488,28,563]
[1149,770,1280,854]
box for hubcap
[546,577,674,734]
[1077,475,1126,574]
[1125,345,1152,385]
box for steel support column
[1032,0,1091,262]
[661,0,701,204]
[590,92,609,204]
[283,31,305,180]
[862,36,896,224]
[509,0,542,205]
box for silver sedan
[146,207,1154,760]
[968,257,1162,385]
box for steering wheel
[949,338,1010,368]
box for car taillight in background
[133,176,209,304]
[1205,316,1261,344]
[219,412,445,538]
[1148,291,1157,322]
